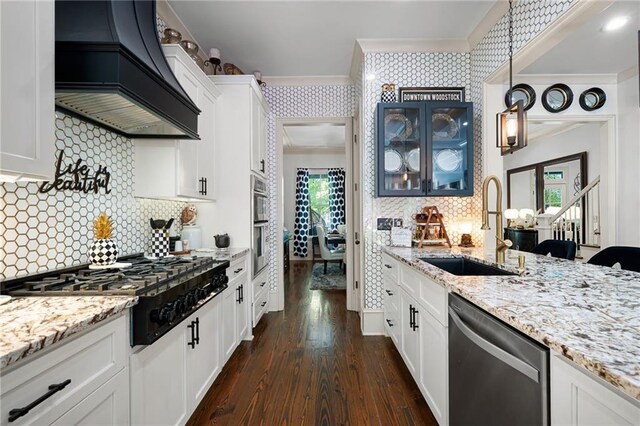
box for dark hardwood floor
[187,261,436,425]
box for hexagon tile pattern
[262,85,358,292]
[1,113,187,279]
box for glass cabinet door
[376,103,425,196]
[426,102,473,196]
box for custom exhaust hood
[55,0,200,139]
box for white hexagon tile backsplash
[0,113,186,279]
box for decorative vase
[151,229,170,258]
[89,238,118,265]
[381,83,397,103]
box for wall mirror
[507,152,587,213]
[542,83,573,113]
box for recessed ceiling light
[603,16,628,32]
[365,73,376,81]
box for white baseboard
[268,291,282,312]
[361,309,385,335]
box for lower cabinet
[384,259,450,426]
[130,298,222,426]
[222,283,239,363]
[417,307,448,425]
[252,268,269,327]
[51,369,129,426]
[0,314,129,426]
[551,354,640,425]
[221,264,250,365]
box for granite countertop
[0,296,137,370]
[190,247,250,261]
[381,245,640,402]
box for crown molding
[262,76,353,86]
[356,38,470,54]
[514,73,618,85]
[618,66,639,83]
[468,1,510,51]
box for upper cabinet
[376,101,474,197]
[135,45,219,201]
[0,0,55,181]
[211,76,269,178]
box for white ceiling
[521,0,640,75]
[169,1,497,76]
[283,124,345,148]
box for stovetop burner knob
[186,291,197,308]
[174,297,186,315]
[196,287,207,300]
[160,304,177,324]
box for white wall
[616,73,640,246]
[283,151,346,260]
[503,122,601,184]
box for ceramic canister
[151,229,170,258]
[181,226,202,250]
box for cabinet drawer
[399,263,421,298]
[253,285,269,327]
[418,276,448,326]
[383,278,399,317]
[381,253,399,282]
[252,273,269,298]
[227,256,248,283]
[1,315,127,426]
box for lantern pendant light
[496,0,528,155]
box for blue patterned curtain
[327,168,346,231]
[293,169,310,257]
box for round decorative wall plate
[431,113,458,140]
[579,87,606,111]
[434,149,463,172]
[505,83,536,111]
[384,113,413,140]
[542,84,573,113]
[406,148,421,172]
[384,149,404,172]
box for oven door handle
[448,307,539,382]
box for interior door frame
[274,116,357,312]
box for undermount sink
[419,257,518,276]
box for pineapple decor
[89,212,119,266]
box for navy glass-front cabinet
[376,101,474,197]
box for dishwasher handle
[449,307,540,383]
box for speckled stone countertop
[381,245,640,402]
[0,296,137,369]
[191,247,250,261]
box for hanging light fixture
[496,0,528,155]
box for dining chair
[531,240,577,260]
[316,225,345,274]
[587,246,640,273]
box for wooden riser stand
[417,206,452,248]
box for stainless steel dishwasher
[448,294,549,426]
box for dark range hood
[55,0,200,139]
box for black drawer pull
[386,319,394,327]
[385,289,393,296]
[384,264,392,269]
[187,321,196,348]
[261,301,267,307]
[194,317,200,345]
[234,268,244,274]
[260,281,266,287]
[413,309,419,331]
[9,379,71,422]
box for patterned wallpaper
[262,85,358,291]
[0,113,187,279]
[360,0,579,310]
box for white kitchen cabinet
[130,316,189,426]
[236,279,249,344]
[221,255,251,364]
[0,0,55,181]
[130,296,225,426]
[135,45,220,201]
[417,308,448,426]
[252,267,269,327]
[1,314,128,426]
[399,289,420,378]
[186,296,222,409]
[222,281,239,363]
[51,368,129,426]
[250,92,268,176]
[383,257,449,426]
[551,354,640,426]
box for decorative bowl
[161,28,182,44]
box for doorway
[275,117,360,312]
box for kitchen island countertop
[381,245,640,402]
[0,296,137,370]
